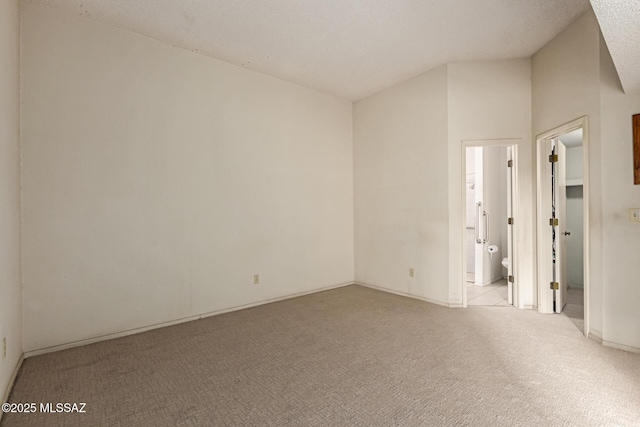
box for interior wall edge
[0,354,24,422]
[588,329,603,343]
[0,0,23,408]
[354,281,452,308]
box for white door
[539,140,554,312]
[555,140,568,313]
[474,147,486,286]
[506,148,514,305]
[536,119,588,325]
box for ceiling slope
[26,0,590,100]
[591,0,640,94]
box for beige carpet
[3,285,639,426]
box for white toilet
[501,257,509,269]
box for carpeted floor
[2,285,639,426]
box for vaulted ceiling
[27,0,635,100]
[590,0,640,94]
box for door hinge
[550,282,559,290]
[507,217,514,225]
[507,160,513,167]
[549,154,558,163]
[508,275,514,283]
[549,218,558,226]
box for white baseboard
[602,340,640,354]
[25,281,354,358]
[355,281,451,308]
[1,353,24,423]
[25,280,640,360]
[588,329,603,344]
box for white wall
[532,10,603,337]
[599,37,640,350]
[499,147,509,278]
[565,147,584,288]
[566,185,584,287]
[21,4,354,353]
[566,146,584,181]
[354,59,531,307]
[353,65,449,304]
[465,148,476,276]
[0,0,22,402]
[447,60,533,307]
[482,145,507,284]
[472,146,507,286]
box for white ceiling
[590,0,640,94]
[559,129,583,148]
[27,0,592,100]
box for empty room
[1,0,640,425]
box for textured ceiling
[26,0,591,100]
[590,0,640,94]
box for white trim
[602,340,640,354]
[588,329,603,344]
[354,281,455,308]
[24,281,354,358]
[535,116,590,337]
[460,139,521,309]
[0,353,24,422]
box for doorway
[462,141,518,307]
[536,117,589,336]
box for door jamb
[535,116,590,337]
[461,139,520,308]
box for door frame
[461,139,520,308]
[535,116,590,336]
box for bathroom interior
[465,145,511,306]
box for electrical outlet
[629,208,640,223]
[253,274,260,285]
[2,337,6,358]
[409,268,415,278]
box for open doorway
[536,117,589,336]
[559,129,584,331]
[463,141,517,307]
